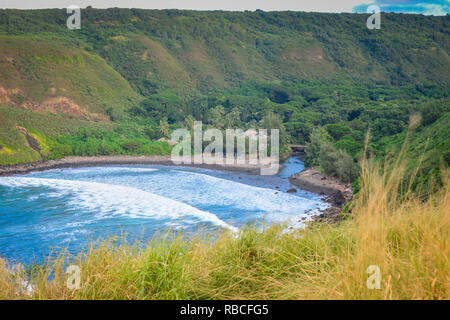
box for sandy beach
[0,155,268,176]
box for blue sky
[353,1,450,15]
[1,1,449,15]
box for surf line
[0,176,238,232]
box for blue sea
[0,157,327,264]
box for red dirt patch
[0,86,107,121]
[0,87,21,105]
[283,47,325,62]
[4,56,14,63]
[22,97,107,121]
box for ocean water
[0,158,327,264]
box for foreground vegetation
[1,146,448,300]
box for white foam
[43,167,159,175]
[0,177,237,232]
[157,170,326,223]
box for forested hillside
[0,9,448,187]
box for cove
[0,157,327,265]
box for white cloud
[1,0,366,12]
[422,4,449,15]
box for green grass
[376,112,450,193]
[0,106,172,165]
[0,105,109,165]
[0,34,140,115]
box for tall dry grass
[0,146,448,300]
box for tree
[208,105,226,129]
[335,135,362,157]
[304,127,331,167]
[158,117,170,137]
[421,101,444,126]
[335,150,359,183]
[260,110,285,132]
[184,114,195,131]
[225,107,241,128]
[260,110,290,147]
[319,142,358,183]
[318,143,339,176]
[144,126,159,140]
[139,91,184,123]
[325,123,351,140]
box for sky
[353,1,450,15]
[0,0,449,15]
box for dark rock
[289,168,353,208]
[312,206,342,224]
[287,188,297,193]
[17,126,41,154]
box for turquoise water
[0,158,326,264]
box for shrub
[318,142,339,176]
[304,127,331,168]
[335,150,359,183]
[325,123,351,140]
[319,142,359,183]
[335,135,363,157]
[421,102,444,126]
[122,141,141,152]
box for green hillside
[0,35,140,114]
[0,33,142,164]
[0,9,448,184]
[2,9,449,93]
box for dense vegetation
[0,9,448,187]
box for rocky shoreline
[1,155,353,223]
[289,168,353,223]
